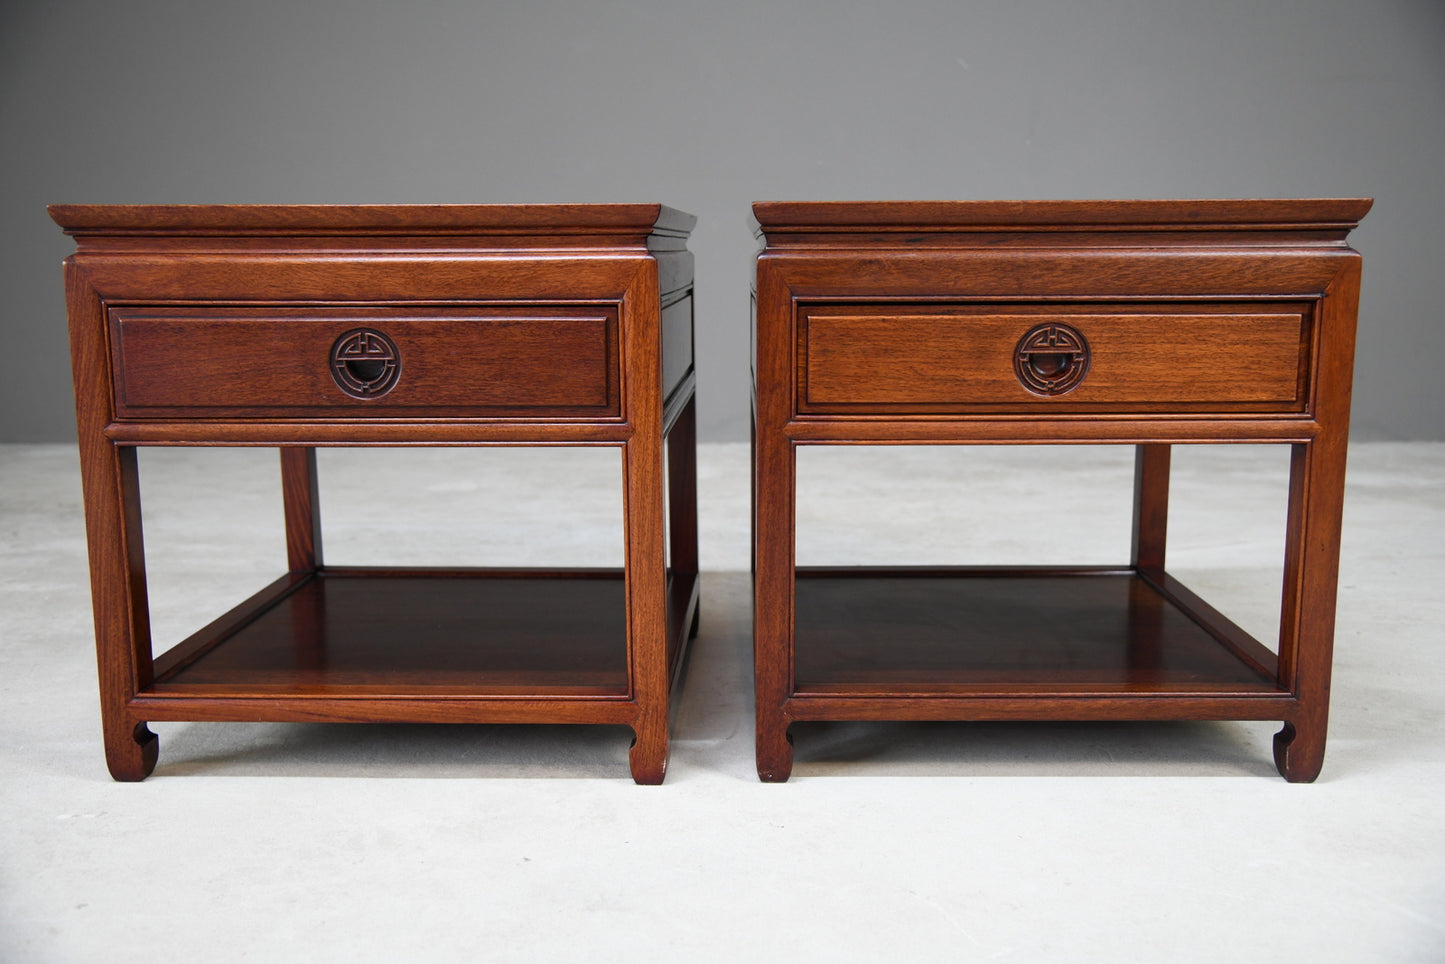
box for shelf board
[148,568,630,698]
[793,568,1282,697]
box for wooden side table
[751,199,1370,782]
[53,203,699,784]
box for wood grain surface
[55,202,698,784]
[752,198,1369,783]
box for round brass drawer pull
[330,328,401,398]
[1014,323,1090,396]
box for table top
[49,202,696,238]
[752,198,1373,236]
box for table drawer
[109,305,620,419]
[798,303,1311,415]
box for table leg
[83,445,159,781]
[754,429,795,782]
[68,262,158,780]
[1130,443,1171,573]
[1274,439,1348,782]
[280,447,323,572]
[624,429,670,785]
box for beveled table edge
[49,202,696,238]
[751,198,1373,235]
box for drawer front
[798,304,1311,415]
[110,306,620,419]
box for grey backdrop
[4,0,1442,442]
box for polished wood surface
[48,202,695,238]
[752,198,1370,782]
[751,198,1372,240]
[54,203,698,784]
[153,571,629,695]
[110,305,620,418]
[798,303,1308,413]
[793,570,1275,692]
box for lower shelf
[793,568,1283,697]
[149,568,632,698]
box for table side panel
[661,291,694,406]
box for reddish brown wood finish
[54,203,698,784]
[109,306,621,418]
[798,304,1310,412]
[751,199,1370,782]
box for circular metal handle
[1014,323,1090,396]
[330,328,401,398]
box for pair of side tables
[51,199,1370,784]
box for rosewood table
[53,203,699,784]
[751,199,1370,782]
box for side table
[751,199,1370,782]
[53,203,699,784]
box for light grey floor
[2,442,1441,962]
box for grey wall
[4,0,1442,442]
